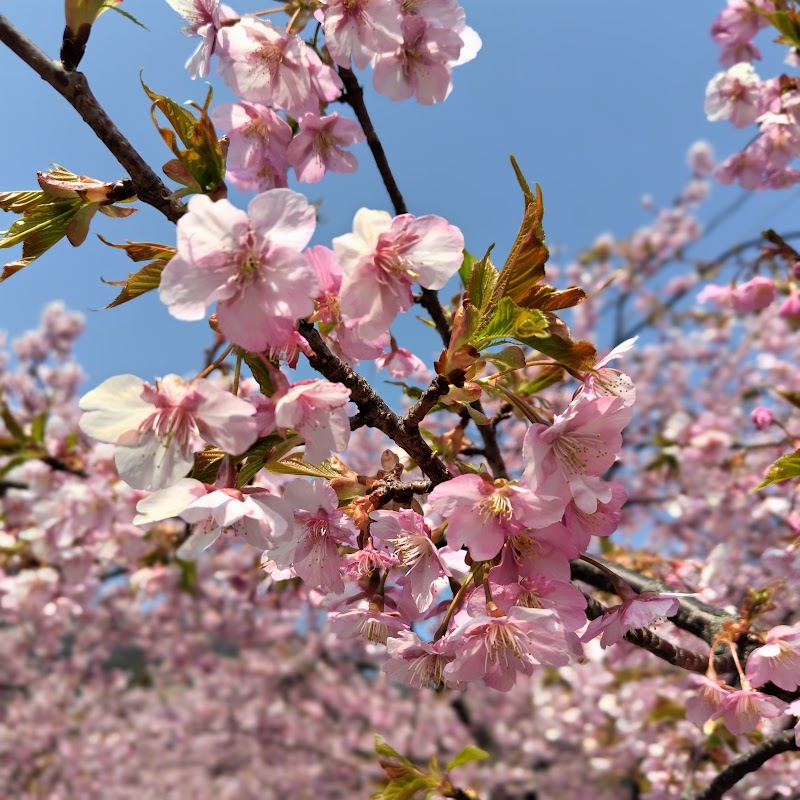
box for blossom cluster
[705,0,800,190]
[166,0,479,188]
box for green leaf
[458,249,477,286]
[30,411,48,444]
[375,736,410,764]
[753,449,800,490]
[754,8,800,49]
[464,403,490,426]
[385,380,424,400]
[519,365,565,395]
[0,198,81,281]
[445,745,489,772]
[176,557,197,593]
[471,296,548,350]
[105,3,149,29]
[141,79,227,196]
[266,457,341,479]
[235,435,288,488]
[102,261,166,308]
[97,235,176,263]
[776,389,800,410]
[240,350,276,397]
[486,344,526,371]
[465,248,499,314]
[191,447,225,483]
[493,156,549,306]
[1,403,27,440]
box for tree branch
[572,556,734,646]
[299,321,451,486]
[584,594,732,674]
[338,66,407,216]
[688,729,800,800]
[0,14,184,223]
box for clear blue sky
[0,2,796,386]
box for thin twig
[338,66,407,216]
[0,14,184,223]
[688,729,800,800]
[299,321,451,486]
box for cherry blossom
[581,586,681,648]
[79,374,258,490]
[217,17,342,119]
[272,379,351,464]
[320,0,403,70]
[745,624,800,691]
[287,112,365,183]
[334,209,465,339]
[705,62,763,128]
[522,393,632,514]
[210,101,292,191]
[158,190,318,352]
[372,15,463,105]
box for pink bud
[751,406,774,431]
[779,289,800,319]
[732,276,776,313]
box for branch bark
[299,321,451,486]
[688,728,800,800]
[0,14,184,223]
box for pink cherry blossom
[305,245,389,362]
[581,587,680,648]
[372,16,462,105]
[370,509,449,611]
[210,101,292,191]
[715,689,787,735]
[79,374,258,490]
[779,287,800,318]
[383,629,459,689]
[273,379,351,464]
[444,607,580,692]
[376,343,426,377]
[428,474,564,562]
[329,603,407,644]
[287,112,365,183]
[732,275,776,312]
[685,674,730,727]
[334,209,465,339]
[751,406,774,431]
[745,624,800,690]
[267,478,357,594]
[705,62,763,128]
[158,190,318,353]
[320,0,403,70]
[217,18,342,120]
[522,394,632,514]
[165,0,234,78]
[563,480,627,551]
[133,478,291,560]
[581,337,636,407]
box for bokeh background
[0,2,793,385]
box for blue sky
[0,2,797,388]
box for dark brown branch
[405,376,450,427]
[584,594,731,674]
[299,321,451,486]
[689,729,800,800]
[338,66,407,216]
[0,14,184,223]
[371,478,433,506]
[572,556,734,646]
